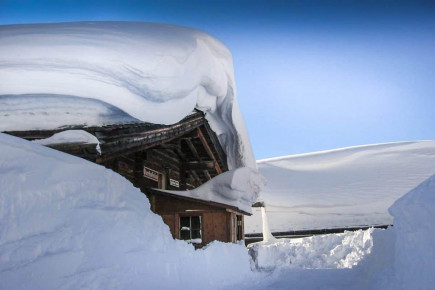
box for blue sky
[1,0,434,159]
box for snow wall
[244,174,435,289]
[387,174,435,289]
[0,133,255,289]
[0,21,256,170]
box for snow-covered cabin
[0,22,263,247]
[6,111,247,246]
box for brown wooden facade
[5,110,249,247]
[149,189,245,246]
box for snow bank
[0,133,254,289]
[388,174,435,289]
[245,174,435,289]
[0,21,255,169]
[249,229,373,271]
[161,167,265,214]
[247,141,435,233]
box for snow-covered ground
[246,141,435,233]
[1,133,435,289]
[242,174,435,290]
[249,229,374,270]
[0,133,255,289]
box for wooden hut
[5,110,248,247]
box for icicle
[261,206,276,242]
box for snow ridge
[0,21,256,170]
[247,141,435,233]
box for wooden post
[197,128,222,174]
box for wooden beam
[150,149,180,165]
[184,138,202,162]
[191,170,202,185]
[96,132,192,163]
[196,128,223,174]
[185,161,214,170]
[203,170,212,181]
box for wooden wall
[150,193,244,246]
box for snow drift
[2,132,435,289]
[244,174,435,289]
[160,167,266,214]
[246,141,435,233]
[0,133,254,289]
[0,21,255,170]
[388,174,435,289]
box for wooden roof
[5,110,229,184]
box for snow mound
[33,129,99,145]
[0,133,253,289]
[388,174,435,289]
[0,21,255,169]
[0,94,139,131]
[33,130,101,153]
[246,141,435,233]
[249,229,373,271]
[162,167,265,214]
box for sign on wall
[169,179,180,188]
[143,166,159,181]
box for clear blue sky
[1,0,434,160]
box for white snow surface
[241,174,435,289]
[246,141,435,233]
[33,130,101,153]
[249,228,374,270]
[2,132,435,289]
[33,130,99,145]
[159,167,265,214]
[0,133,254,289]
[0,21,256,170]
[388,174,435,289]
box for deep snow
[33,130,101,153]
[246,141,435,233]
[388,174,435,289]
[0,133,254,289]
[249,229,374,270]
[1,133,435,289]
[0,21,255,170]
[241,175,435,289]
[158,167,265,214]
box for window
[180,216,202,244]
[236,215,243,241]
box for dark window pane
[191,216,201,229]
[180,216,190,228]
[180,230,190,240]
[191,230,201,239]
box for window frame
[179,214,203,244]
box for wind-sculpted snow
[238,176,435,289]
[247,141,435,233]
[0,94,139,131]
[0,133,254,289]
[0,22,255,169]
[388,174,435,289]
[2,133,435,289]
[160,167,266,214]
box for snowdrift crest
[0,21,256,170]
